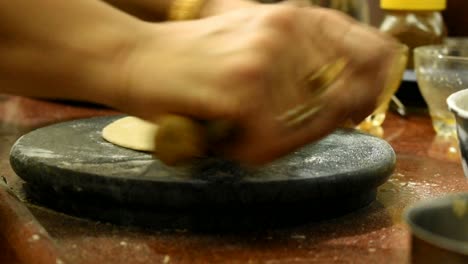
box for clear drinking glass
[415,43,468,138]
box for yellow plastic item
[381,0,446,10]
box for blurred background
[261,0,468,37]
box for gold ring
[277,57,348,128]
[306,57,348,98]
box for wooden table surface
[0,95,467,264]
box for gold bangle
[168,0,207,20]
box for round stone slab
[10,116,395,228]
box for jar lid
[381,0,446,10]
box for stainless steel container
[405,194,468,263]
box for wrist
[76,19,150,108]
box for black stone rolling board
[10,116,395,230]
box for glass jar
[379,0,447,70]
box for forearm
[0,0,146,106]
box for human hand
[111,5,403,165]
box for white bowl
[447,89,468,177]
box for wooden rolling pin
[154,115,236,165]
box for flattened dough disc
[102,116,158,152]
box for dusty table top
[0,96,467,264]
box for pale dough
[102,116,158,152]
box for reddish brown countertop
[0,96,467,264]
